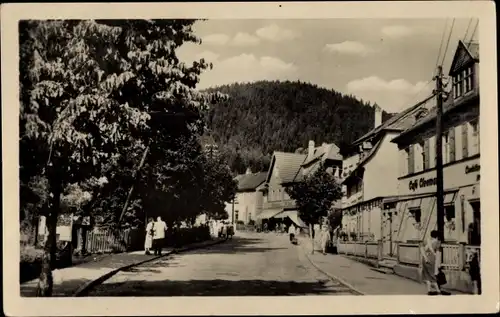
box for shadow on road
[89,279,348,296]
[185,236,288,255]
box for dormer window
[453,66,474,99]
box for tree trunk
[36,175,62,297]
[309,223,314,254]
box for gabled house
[225,168,267,225]
[258,140,342,229]
[341,97,436,243]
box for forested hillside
[204,81,393,174]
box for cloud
[381,25,414,39]
[194,50,220,63]
[231,32,261,46]
[256,24,298,42]
[346,76,433,112]
[197,54,298,89]
[201,33,230,45]
[324,41,374,56]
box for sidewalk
[299,237,462,295]
[21,239,223,297]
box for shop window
[444,205,456,221]
[409,208,421,224]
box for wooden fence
[338,240,481,271]
[84,228,141,253]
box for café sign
[406,161,480,193]
[409,177,437,192]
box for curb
[73,238,226,297]
[298,239,367,295]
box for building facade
[225,169,267,225]
[341,98,436,243]
[386,41,480,250]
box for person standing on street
[420,230,442,295]
[144,217,154,255]
[153,216,168,256]
[288,224,296,243]
[320,226,331,255]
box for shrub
[20,245,44,263]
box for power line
[468,19,479,45]
[440,18,456,67]
[399,79,434,111]
[435,19,449,70]
[463,18,473,41]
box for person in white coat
[153,216,168,255]
[144,217,155,255]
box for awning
[273,210,307,228]
[256,209,283,220]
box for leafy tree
[199,145,237,221]
[19,19,221,296]
[285,163,342,254]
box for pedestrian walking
[144,217,154,255]
[420,230,443,295]
[153,216,168,256]
[320,227,331,255]
[288,224,296,243]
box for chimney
[307,140,315,160]
[374,103,382,128]
[245,167,252,175]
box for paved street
[87,232,359,296]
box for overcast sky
[177,18,478,113]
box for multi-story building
[385,40,480,249]
[341,98,436,243]
[225,168,267,225]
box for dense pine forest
[204,81,393,174]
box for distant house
[259,140,342,229]
[340,97,436,244]
[225,168,267,225]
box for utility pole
[435,66,445,242]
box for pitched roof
[293,143,343,182]
[353,94,436,145]
[340,138,384,184]
[449,40,480,76]
[268,151,307,184]
[391,90,479,145]
[235,172,267,191]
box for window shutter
[408,145,415,173]
[423,139,430,169]
[462,124,469,158]
[449,128,456,162]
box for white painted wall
[363,132,400,201]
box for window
[453,66,474,99]
[422,140,430,170]
[462,123,469,158]
[406,145,415,174]
[448,128,456,162]
[235,211,239,221]
[443,132,449,164]
[470,119,480,155]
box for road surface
[87,231,359,296]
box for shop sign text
[409,177,437,192]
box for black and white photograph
[2,1,498,316]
